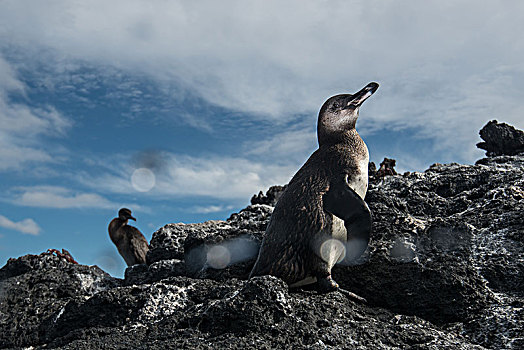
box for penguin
[108,208,149,266]
[250,82,378,292]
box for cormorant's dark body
[250,83,378,289]
[108,208,148,266]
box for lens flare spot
[206,245,231,269]
[343,238,369,264]
[320,239,346,265]
[131,168,156,192]
[390,238,417,263]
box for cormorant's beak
[129,216,136,221]
[345,82,379,109]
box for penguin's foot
[317,275,339,293]
[338,288,367,304]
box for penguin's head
[317,82,379,145]
[118,208,136,221]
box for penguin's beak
[346,82,379,108]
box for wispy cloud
[8,186,130,210]
[189,204,235,214]
[0,213,41,235]
[0,55,25,93]
[361,64,524,163]
[158,154,295,199]
[1,1,522,167]
[245,126,317,165]
[0,55,72,171]
[78,152,295,201]
[1,1,523,169]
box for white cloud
[190,205,235,214]
[159,154,295,199]
[1,0,523,166]
[360,64,524,163]
[0,55,72,171]
[0,213,41,235]
[0,56,25,93]
[158,153,295,199]
[246,127,317,165]
[79,153,296,201]
[9,186,128,209]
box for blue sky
[1,0,523,277]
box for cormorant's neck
[108,218,128,244]
[115,218,128,226]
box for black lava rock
[1,122,523,349]
[477,120,524,156]
[250,185,287,206]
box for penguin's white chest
[348,158,369,200]
[324,157,369,268]
[324,216,347,268]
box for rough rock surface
[476,119,524,156]
[0,121,523,349]
[0,254,120,348]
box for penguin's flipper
[322,175,372,262]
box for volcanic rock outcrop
[477,119,524,156]
[0,121,522,349]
